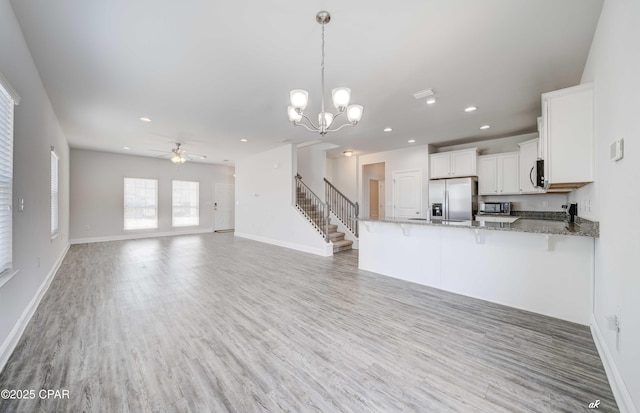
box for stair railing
[295,175,330,242]
[324,178,359,237]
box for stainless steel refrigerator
[428,177,477,220]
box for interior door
[214,182,235,231]
[369,180,379,218]
[392,170,422,218]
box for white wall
[573,0,640,410]
[359,145,430,218]
[235,144,332,256]
[0,0,70,371]
[481,194,568,212]
[296,142,335,197]
[70,149,234,243]
[326,155,357,201]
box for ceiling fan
[150,142,207,164]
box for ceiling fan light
[290,89,309,111]
[332,87,351,111]
[347,104,363,124]
[288,106,302,123]
[171,155,181,163]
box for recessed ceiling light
[343,151,354,157]
[480,125,491,130]
[223,159,229,162]
[200,156,207,159]
[240,139,248,142]
[139,117,152,122]
[426,98,436,105]
[123,146,130,150]
[383,127,393,132]
[464,106,478,112]
[408,139,416,143]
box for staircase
[295,177,353,254]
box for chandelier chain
[320,22,326,116]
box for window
[0,74,19,278]
[172,180,199,227]
[124,178,158,230]
[51,148,59,238]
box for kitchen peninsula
[358,215,598,325]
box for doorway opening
[362,162,385,218]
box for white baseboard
[591,315,637,413]
[70,228,214,244]
[234,232,332,257]
[0,243,70,373]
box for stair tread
[332,239,353,247]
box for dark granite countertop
[358,214,599,238]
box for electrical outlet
[84,224,90,231]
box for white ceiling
[10,0,603,164]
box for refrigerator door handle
[444,189,449,220]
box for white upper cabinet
[540,83,594,190]
[518,138,543,194]
[478,152,519,195]
[430,148,478,179]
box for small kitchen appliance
[478,201,511,216]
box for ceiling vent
[412,88,435,100]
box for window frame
[50,147,59,239]
[171,180,200,228]
[0,73,20,286]
[123,177,159,231]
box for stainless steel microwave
[478,202,511,215]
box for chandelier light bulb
[288,106,302,123]
[319,112,334,128]
[332,87,351,111]
[347,105,364,124]
[290,89,309,111]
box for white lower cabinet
[478,152,519,195]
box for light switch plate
[610,139,624,161]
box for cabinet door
[519,140,539,194]
[430,153,451,179]
[477,156,497,195]
[498,153,519,194]
[542,84,594,187]
[451,149,477,177]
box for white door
[393,170,422,218]
[214,182,235,231]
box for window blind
[172,180,199,227]
[51,149,59,238]
[124,178,158,230]
[0,83,15,274]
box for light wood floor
[0,233,617,412]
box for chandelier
[287,11,363,136]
